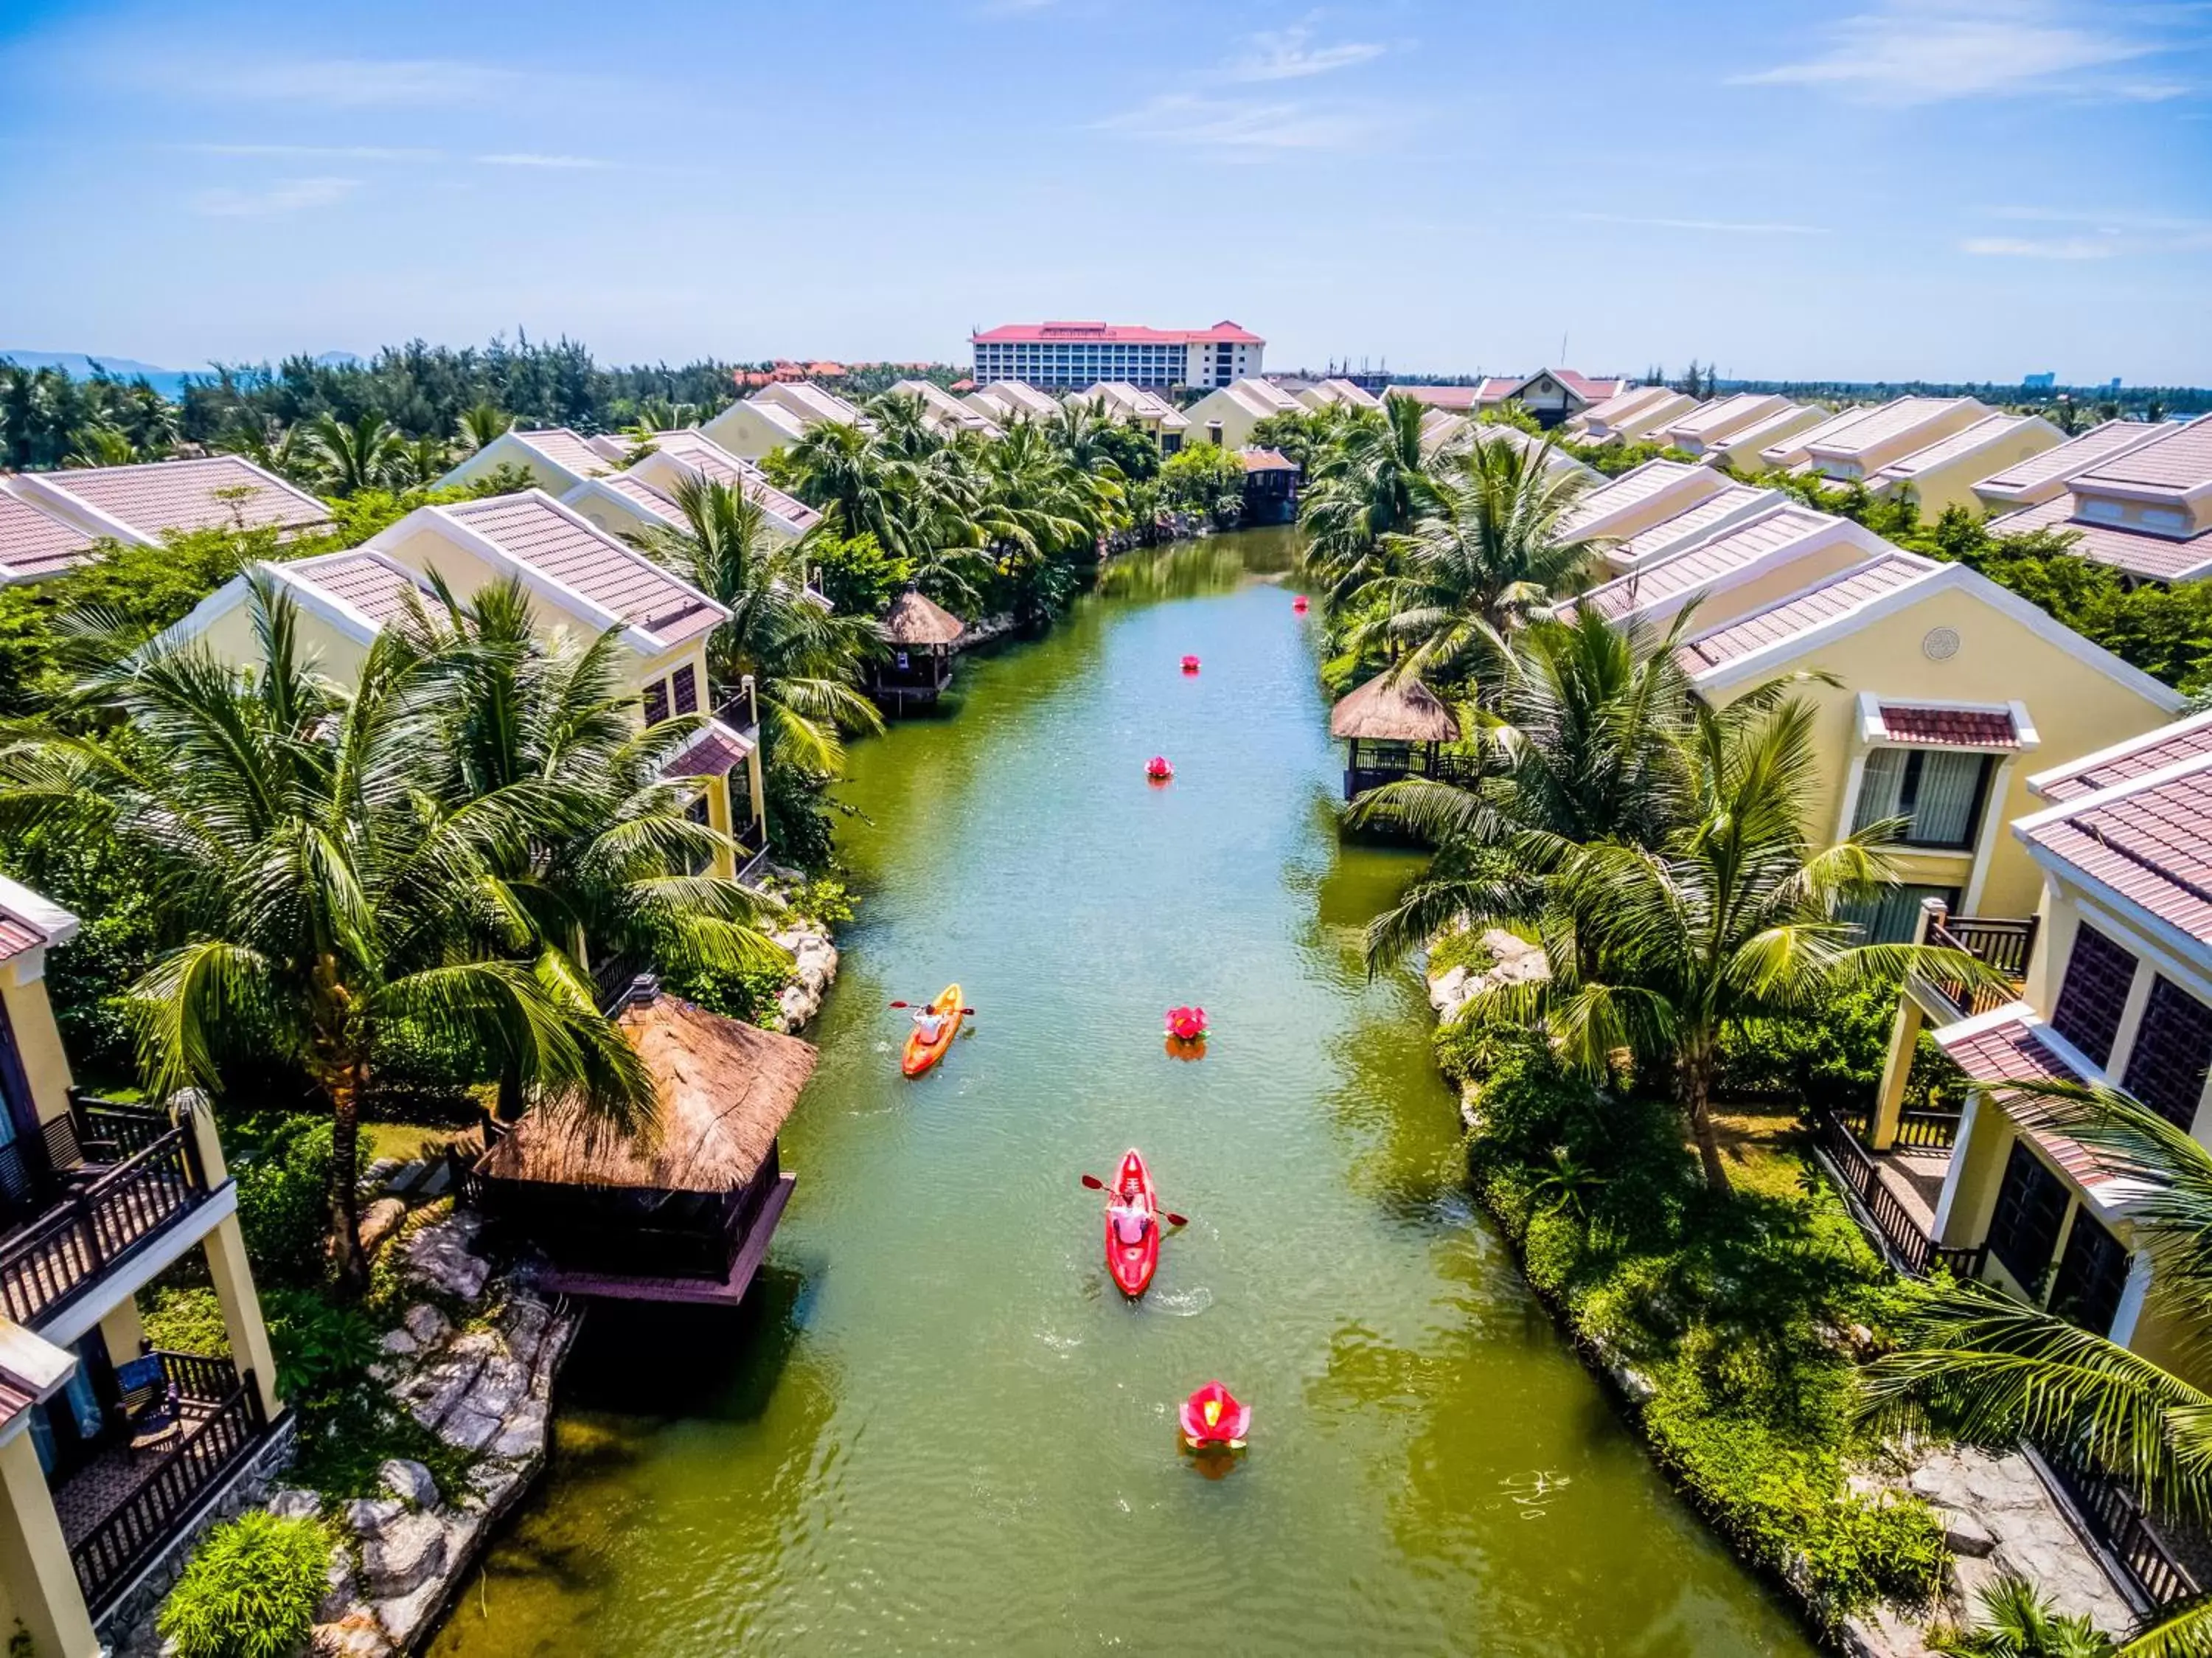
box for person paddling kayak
[911,1005,948,1044]
[1109,1193,1150,1245]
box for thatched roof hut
[879,588,965,648]
[1329,673,1461,743]
[479,982,817,1196]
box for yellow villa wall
[0,971,74,1130]
[1180,390,1270,452]
[564,489,661,545]
[1703,583,2178,918]
[190,592,375,687]
[699,403,786,462]
[1897,428,2064,518]
[1577,477,1727,547]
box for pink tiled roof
[1935,1017,2111,1189]
[2073,413,2212,494]
[1989,496,2212,584]
[1875,704,2021,748]
[1974,420,2163,503]
[1610,485,1773,566]
[597,472,687,529]
[1762,403,1886,465]
[1877,414,2039,479]
[1584,505,1833,621]
[514,429,614,481]
[2036,714,2212,803]
[444,494,724,646]
[286,549,432,626]
[1559,459,1709,537]
[1665,392,1781,441]
[2023,757,2212,948]
[1579,385,1673,429]
[32,456,327,541]
[1395,385,1481,411]
[1806,398,1975,462]
[639,433,824,531]
[972,319,1263,346]
[661,718,756,779]
[0,490,96,580]
[1676,553,1927,674]
[0,913,43,964]
[1237,447,1298,474]
[1714,403,1818,456]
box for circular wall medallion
[1921,626,1961,662]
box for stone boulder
[402,1214,490,1302]
[357,1197,408,1259]
[361,1510,447,1599]
[380,1458,439,1510]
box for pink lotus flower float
[1164,1006,1209,1042]
[1180,1381,1251,1451]
[1180,655,1201,675]
[1291,594,1310,614]
[1146,755,1175,783]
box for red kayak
[1104,1148,1160,1299]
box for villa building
[702,382,870,461]
[1704,401,1828,473]
[566,429,821,547]
[1869,413,2064,517]
[1985,414,2212,585]
[1556,459,1730,554]
[1571,386,1700,444]
[0,875,282,1655]
[1969,420,2168,516]
[1758,403,1892,473]
[888,380,1001,440]
[0,490,97,584]
[1180,378,1306,451]
[1588,482,1790,575]
[1416,414,1597,484]
[1659,392,1795,457]
[1392,371,1630,427]
[167,491,768,882]
[969,321,1262,392]
[1295,378,1382,413]
[1071,383,1189,453]
[1792,397,1997,486]
[1,457,327,549]
[434,428,621,496]
[964,380,1064,426]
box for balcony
[52,1350,274,1618]
[1811,1105,1982,1280]
[0,1099,209,1331]
[1910,912,2039,1021]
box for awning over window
[660,718,756,780]
[1935,1013,2118,1196]
[1865,698,2030,750]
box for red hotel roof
[972,319,1263,346]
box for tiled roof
[1393,385,1481,412]
[444,494,725,646]
[1973,420,2163,504]
[973,381,1063,420]
[513,429,614,481]
[2073,413,2212,494]
[1806,398,1976,462]
[1712,403,1821,457]
[637,433,824,531]
[0,875,74,965]
[757,381,865,426]
[1582,505,1833,620]
[1237,447,1298,473]
[0,913,43,963]
[1761,403,1886,466]
[1989,496,2212,584]
[0,490,96,580]
[1310,378,1380,409]
[1559,459,1711,537]
[1935,1016,2111,1190]
[1675,553,1928,674]
[1609,485,1775,566]
[972,319,1263,345]
[2022,757,2212,948]
[1877,414,2042,479]
[595,472,687,530]
[1665,392,1784,442]
[27,456,327,541]
[1578,386,1669,426]
[889,381,999,434]
[661,718,756,779]
[285,549,432,626]
[2034,713,2212,803]
[1875,703,2022,748]
[1083,382,1189,428]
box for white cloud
[475,153,611,170]
[1569,211,1831,235]
[190,176,359,217]
[1961,235,2120,259]
[1094,94,1382,153]
[1732,1,2173,105]
[1227,25,1386,82]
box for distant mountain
[0,350,195,399]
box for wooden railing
[0,1125,206,1328]
[1891,1106,1964,1151]
[2039,1436,2203,1610]
[69,1369,268,1617]
[1919,915,2039,1020]
[1812,1108,1983,1280]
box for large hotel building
[970,321,1263,392]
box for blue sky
[1,0,2208,383]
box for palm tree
[458,401,515,454]
[302,411,407,496]
[622,396,698,440]
[787,420,897,549]
[0,583,678,1289]
[397,434,453,489]
[217,414,310,482]
[1932,1572,2113,1657]
[1300,392,1436,599]
[66,423,139,467]
[866,392,943,462]
[1348,433,1595,686]
[638,474,883,777]
[1868,1085,2212,1658]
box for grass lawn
[361,1120,462,1167]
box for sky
[1,0,2208,384]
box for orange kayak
[901,983,964,1078]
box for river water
[428,530,1815,1657]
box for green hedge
[157,1511,327,1658]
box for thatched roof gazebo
[468,979,816,1304]
[1329,673,1464,803]
[872,587,966,712]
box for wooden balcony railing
[1918,915,2039,1021]
[69,1361,268,1617]
[0,1117,206,1328]
[2038,1435,2203,1611]
[1812,1108,1983,1280]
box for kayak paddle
[1079,1173,1187,1227]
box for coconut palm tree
[1932,1572,2114,1657]
[458,401,515,454]
[0,582,675,1289]
[787,420,898,550]
[1348,433,1595,687]
[637,474,883,777]
[1868,1085,2212,1658]
[66,423,140,467]
[303,410,407,496]
[1300,392,1436,599]
[216,414,310,482]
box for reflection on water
[429,531,1813,1657]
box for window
[1852,747,1994,850]
[2051,924,2137,1069]
[673,664,699,716]
[1842,883,1959,945]
[642,679,671,725]
[2121,977,2212,1130]
[1988,1139,2070,1291]
[2048,1211,2130,1336]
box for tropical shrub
[235,1118,352,1286]
[262,1287,382,1399]
[1158,444,1246,520]
[157,1511,327,1658]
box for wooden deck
[535,1174,795,1306]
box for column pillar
[1871,897,1947,1151]
[202,1219,279,1423]
[0,1431,99,1658]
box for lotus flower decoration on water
[1180,655,1200,674]
[1146,755,1175,783]
[1179,1381,1251,1451]
[1164,1006,1208,1042]
[1291,594,1310,614]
